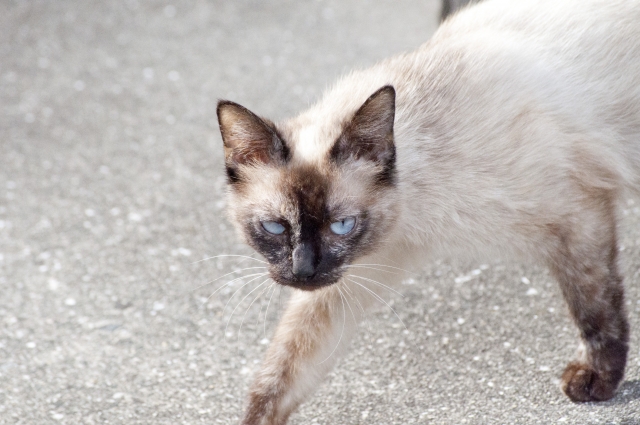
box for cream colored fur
[236,0,640,423]
[283,0,640,260]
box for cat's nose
[292,242,316,278]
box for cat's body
[217,1,640,424]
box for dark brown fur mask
[216,86,401,290]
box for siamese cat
[216,0,640,423]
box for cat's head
[216,86,400,290]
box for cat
[216,0,640,423]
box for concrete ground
[1,1,639,424]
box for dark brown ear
[330,86,396,183]
[217,100,289,183]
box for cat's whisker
[254,282,273,330]
[253,280,272,330]
[338,283,358,326]
[346,278,409,334]
[349,263,411,273]
[344,265,401,275]
[225,278,271,338]
[341,282,367,320]
[347,274,404,298]
[221,273,270,317]
[238,280,275,341]
[205,272,268,303]
[191,254,267,265]
[342,281,372,332]
[263,282,279,337]
[316,288,347,365]
[192,266,268,293]
[341,282,371,334]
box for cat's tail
[440,0,482,22]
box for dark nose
[292,242,316,278]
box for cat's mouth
[268,269,342,291]
[273,276,340,291]
[261,252,350,290]
[287,282,337,291]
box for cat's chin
[267,267,344,291]
[273,277,339,291]
[291,282,337,291]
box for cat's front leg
[240,283,361,425]
[546,208,629,402]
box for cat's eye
[330,217,356,235]
[261,221,285,235]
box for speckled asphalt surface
[1,1,640,424]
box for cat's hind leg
[546,202,629,402]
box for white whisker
[346,278,409,334]
[341,282,364,315]
[348,274,404,298]
[192,266,267,293]
[341,282,370,332]
[225,278,271,337]
[263,282,279,337]
[349,263,411,273]
[206,272,268,303]
[221,273,269,316]
[191,254,267,265]
[238,280,274,341]
[344,265,401,275]
[338,284,357,326]
[316,289,346,365]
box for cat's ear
[217,100,289,183]
[330,85,396,176]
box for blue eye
[262,221,285,235]
[330,217,356,235]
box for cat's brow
[295,125,328,162]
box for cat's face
[217,86,400,290]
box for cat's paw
[560,361,618,402]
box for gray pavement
[1,1,639,424]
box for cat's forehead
[275,165,329,215]
[241,162,366,220]
[282,117,343,166]
[291,125,328,164]
[285,166,330,224]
